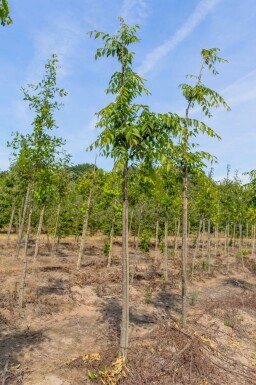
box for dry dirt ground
[0,234,256,384]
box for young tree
[89,18,169,358]
[8,54,68,305]
[168,49,230,327]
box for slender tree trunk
[164,214,168,282]
[131,204,143,283]
[33,205,45,260]
[232,222,236,251]
[120,162,129,359]
[107,211,116,268]
[16,185,30,259]
[226,222,230,272]
[76,191,93,270]
[214,223,219,259]
[154,216,159,263]
[239,223,244,269]
[246,221,249,248]
[52,202,61,252]
[174,219,180,260]
[201,218,206,258]
[252,223,255,257]
[128,207,134,236]
[207,217,211,273]
[7,202,16,244]
[19,196,33,307]
[182,164,188,328]
[191,219,202,281]
[76,161,96,270]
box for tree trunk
[52,202,61,252]
[128,207,134,236]
[154,216,159,263]
[252,223,255,257]
[214,223,219,259]
[191,219,202,281]
[107,211,116,268]
[7,202,16,244]
[33,205,45,260]
[16,184,30,259]
[201,218,206,258]
[182,164,188,328]
[239,223,244,269]
[120,162,129,359]
[164,214,168,282]
[226,222,230,272]
[246,221,249,247]
[174,218,180,260]
[207,218,211,273]
[131,204,143,283]
[232,222,236,250]
[19,196,33,307]
[76,160,97,270]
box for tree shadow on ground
[100,298,156,336]
[36,278,69,296]
[223,277,255,291]
[152,291,182,315]
[0,329,46,370]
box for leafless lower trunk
[163,215,168,282]
[107,211,116,268]
[19,196,33,307]
[207,218,211,273]
[182,164,188,328]
[154,216,159,263]
[33,205,45,260]
[191,219,202,281]
[120,162,129,359]
[16,184,30,259]
[131,205,143,283]
[52,202,61,252]
[7,201,16,244]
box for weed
[224,319,235,328]
[145,286,153,304]
[190,291,198,306]
[202,260,209,271]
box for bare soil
[0,234,256,384]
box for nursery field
[0,233,256,385]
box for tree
[0,0,12,26]
[89,17,168,359]
[8,54,68,305]
[168,48,230,327]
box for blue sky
[1,0,256,180]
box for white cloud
[120,0,150,24]
[221,68,256,106]
[137,0,224,76]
